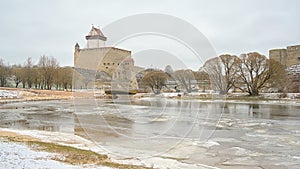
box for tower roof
[86,26,107,41]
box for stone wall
[269,49,287,65]
[74,47,131,76]
[73,46,138,89]
[286,45,300,67]
[269,45,300,67]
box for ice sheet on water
[192,140,220,148]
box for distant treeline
[0,56,73,90]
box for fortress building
[270,45,300,92]
[269,45,300,67]
[74,26,137,89]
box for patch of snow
[192,140,220,148]
[162,92,183,97]
[123,156,219,169]
[0,90,20,99]
[0,138,78,169]
[211,137,240,143]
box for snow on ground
[0,128,109,155]
[0,90,20,99]
[0,138,113,169]
[0,128,217,169]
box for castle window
[108,63,110,65]
[113,63,115,65]
[106,67,108,69]
[103,63,106,65]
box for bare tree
[0,59,10,87]
[38,55,59,90]
[202,55,238,94]
[57,67,73,91]
[220,54,239,93]
[173,69,195,93]
[203,57,226,94]
[11,65,23,88]
[141,71,168,94]
[235,52,274,96]
[194,71,211,92]
[24,57,34,88]
[32,66,42,89]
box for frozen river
[0,97,299,168]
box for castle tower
[269,48,287,66]
[269,45,300,67]
[86,26,107,48]
[74,26,139,90]
[74,43,80,66]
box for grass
[27,141,108,165]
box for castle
[270,45,300,92]
[74,26,137,89]
[269,45,300,67]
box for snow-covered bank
[0,128,217,169]
[0,128,115,169]
[0,138,112,169]
[0,138,76,169]
[135,92,300,106]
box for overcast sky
[0,0,299,70]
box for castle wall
[269,49,287,66]
[74,47,132,76]
[98,48,131,76]
[269,45,300,67]
[75,48,104,70]
[286,45,300,67]
[73,26,137,89]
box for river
[0,97,299,168]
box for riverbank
[0,127,219,169]
[0,128,153,169]
[0,87,72,104]
[2,87,300,104]
[131,92,300,105]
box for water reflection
[223,103,230,114]
[74,113,133,142]
[0,101,74,133]
[1,100,299,135]
[248,104,260,118]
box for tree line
[1,52,298,95]
[0,56,73,90]
[140,52,297,96]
